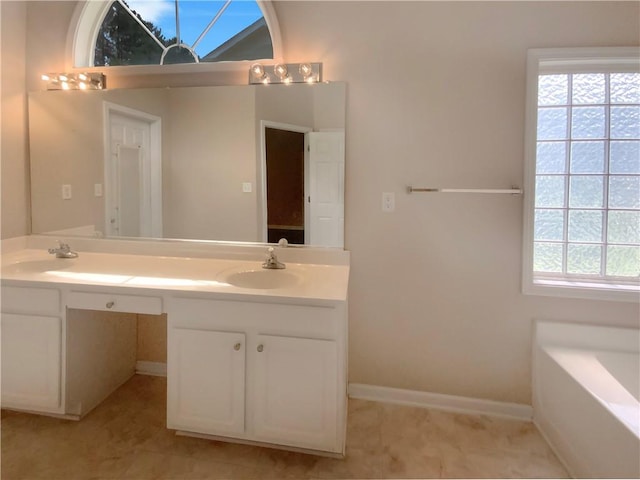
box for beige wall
[28,89,171,235]
[2,1,639,404]
[166,86,258,241]
[1,1,29,239]
[137,314,167,363]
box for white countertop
[1,238,350,304]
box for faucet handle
[262,247,285,269]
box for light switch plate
[382,192,395,212]
[62,184,72,200]
[242,182,252,193]
[94,183,103,197]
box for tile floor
[1,375,569,479]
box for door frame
[103,102,163,237]
[258,120,312,243]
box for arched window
[70,0,281,68]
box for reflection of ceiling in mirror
[28,83,346,248]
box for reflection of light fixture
[248,62,323,85]
[41,72,106,90]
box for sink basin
[223,269,300,290]
[2,258,77,274]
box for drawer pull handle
[257,344,264,353]
[106,301,115,309]
[234,343,241,351]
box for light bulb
[78,73,88,81]
[58,74,68,82]
[283,76,292,84]
[250,63,265,80]
[274,63,288,80]
[299,63,313,78]
[61,82,70,90]
[41,74,50,81]
[79,82,88,90]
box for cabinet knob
[257,344,264,353]
[234,343,241,351]
[106,301,115,309]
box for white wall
[3,1,639,404]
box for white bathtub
[533,321,640,479]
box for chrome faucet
[262,247,285,270]
[48,241,78,259]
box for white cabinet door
[253,334,339,452]
[1,314,61,411]
[168,328,245,436]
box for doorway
[265,127,305,244]
[104,103,162,238]
[260,122,312,244]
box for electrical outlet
[382,192,395,212]
[94,183,103,197]
[62,184,72,200]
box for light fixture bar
[42,73,106,91]
[249,62,322,84]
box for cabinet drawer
[67,291,162,315]
[1,286,60,315]
[169,297,341,338]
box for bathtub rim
[532,319,640,479]
[540,345,639,438]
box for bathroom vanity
[0,236,349,457]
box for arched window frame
[66,0,283,73]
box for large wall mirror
[28,82,345,247]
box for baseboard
[135,361,167,377]
[348,383,533,421]
[133,367,531,420]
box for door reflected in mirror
[28,83,345,248]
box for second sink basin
[223,269,300,290]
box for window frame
[66,0,283,74]
[522,47,640,303]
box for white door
[167,328,246,436]
[305,132,345,247]
[1,314,61,412]
[106,110,162,237]
[252,334,340,453]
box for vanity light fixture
[250,63,268,84]
[273,63,290,83]
[41,72,106,91]
[249,62,322,85]
[298,63,314,83]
